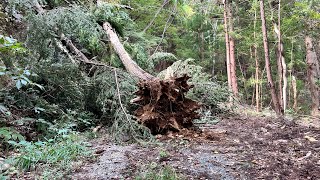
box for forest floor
[72,113,320,180]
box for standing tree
[253,1,260,112]
[305,36,320,116]
[223,0,232,91]
[274,0,287,112]
[260,0,282,115]
[227,0,238,97]
[223,0,238,97]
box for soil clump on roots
[133,74,201,134]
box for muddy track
[73,115,320,179]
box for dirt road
[73,115,320,179]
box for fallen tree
[31,1,200,134]
[103,22,200,134]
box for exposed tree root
[133,75,201,134]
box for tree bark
[254,5,260,112]
[103,22,155,81]
[275,25,283,109]
[305,36,320,116]
[277,0,287,112]
[227,0,239,97]
[223,0,232,90]
[292,75,297,112]
[260,0,282,115]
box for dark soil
[73,115,320,179]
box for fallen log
[103,22,201,134]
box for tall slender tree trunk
[199,0,205,61]
[292,75,297,111]
[291,76,298,112]
[275,31,283,109]
[199,24,204,61]
[223,0,232,90]
[260,0,282,115]
[227,0,238,97]
[305,36,320,116]
[277,0,287,112]
[254,5,260,111]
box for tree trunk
[292,75,297,112]
[199,0,205,62]
[277,0,287,112]
[260,0,282,115]
[226,0,238,97]
[305,36,320,116]
[103,22,200,133]
[200,31,205,61]
[223,0,232,90]
[275,33,283,110]
[103,22,155,81]
[254,5,260,112]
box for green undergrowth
[1,131,92,179]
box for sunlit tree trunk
[227,0,238,97]
[223,0,232,90]
[199,0,205,62]
[275,27,283,110]
[260,0,282,115]
[103,22,155,81]
[254,5,260,111]
[277,0,287,112]
[305,36,320,116]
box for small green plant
[0,127,24,146]
[159,149,169,159]
[0,35,43,91]
[136,164,181,180]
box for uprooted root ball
[133,75,201,134]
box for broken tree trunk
[103,22,200,134]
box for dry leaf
[304,135,318,142]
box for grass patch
[4,132,92,179]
